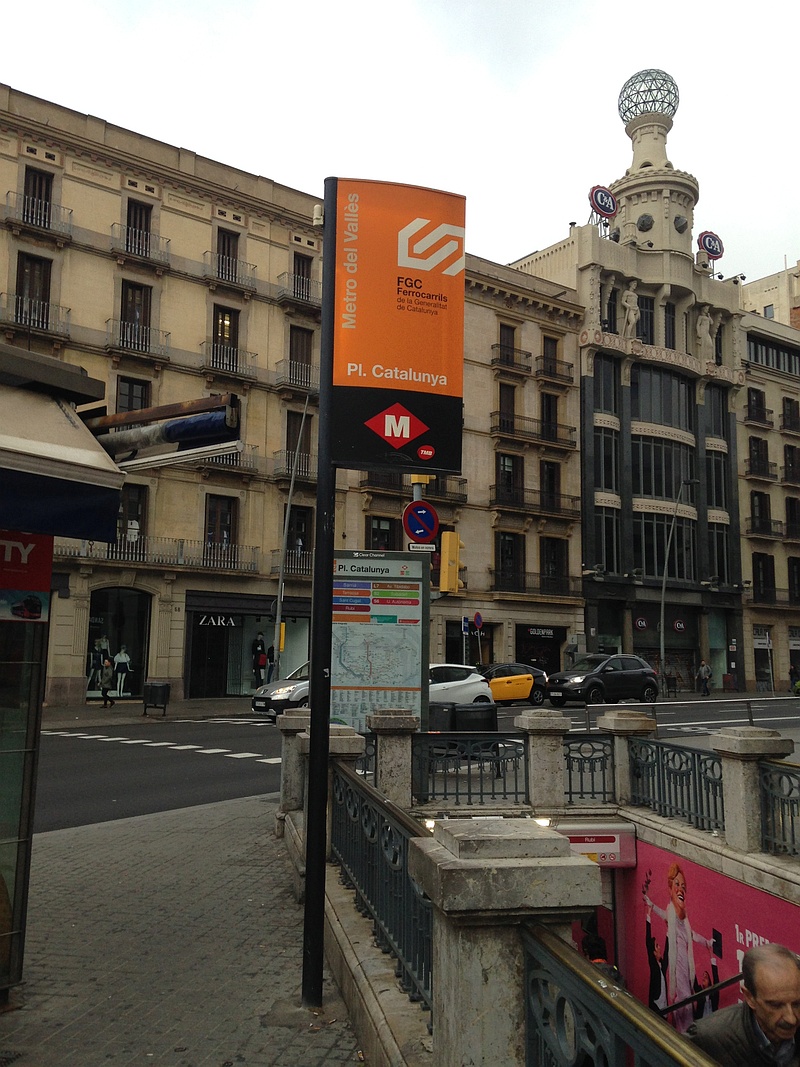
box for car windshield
[568,655,608,672]
[285,662,309,681]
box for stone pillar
[365,709,419,809]
[409,820,601,1067]
[275,711,311,837]
[711,727,794,853]
[300,725,365,859]
[514,709,572,810]
[595,709,657,804]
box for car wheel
[548,695,566,708]
[585,685,605,705]
[641,683,659,703]
[473,695,491,703]
[530,686,545,706]
[296,698,310,709]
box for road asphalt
[2,696,364,1066]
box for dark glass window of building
[707,524,729,586]
[206,495,238,546]
[638,296,655,345]
[499,323,516,365]
[540,537,568,595]
[664,301,676,350]
[706,451,728,510]
[541,393,558,440]
[631,366,695,432]
[752,552,776,601]
[714,322,724,365]
[594,507,620,575]
[126,199,152,257]
[787,497,800,539]
[542,335,559,374]
[706,385,727,439]
[293,252,312,300]
[495,531,525,590]
[117,376,150,413]
[633,513,695,581]
[498,382,515,432]
[120,281,152,350]
[540,460,560,509]
[783,397,800,433]
[593,354,619,415]
[23,166,53,227]
[217,229,239,282]
[603,287,618,334]
[116,483,147,555]
[367,516,401,551]
[496,453,523,505]
[594,427,619,492]
[15,252,52,328]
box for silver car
[252,661,309,720]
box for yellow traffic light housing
[439,530,464,594]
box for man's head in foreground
[742,944,800,1045]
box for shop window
[85,588,150,701]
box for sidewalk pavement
[1,794,364,1066]
[41,695,259,731]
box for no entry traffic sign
[402,501,439,543]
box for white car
[429,664,493,703]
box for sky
[3,0,798,281]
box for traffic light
[439,530,464,594]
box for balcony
[534,356,574,384]
[4,191,73,243]
[0,293,70,339]
[490,412,577,449]
[781,414,800,435]
[782,465,800,487]
[269,548,313,579]
[785,523,800,542]
[744,405,774,428]
[358,471,468,503]
[275,358,320,395]
[192,444,261,476]
[490,343,531,375]
[105,319,170,360]
[276,272,322,311]
[489,570,581,597]
[53,534,259,572]
[272,450,317,481]
[489,485,581,518]
[745,517,784,539]
[199,341,257,380]
[111,224,170,269]
[203,252,256,293]
[744,586,800,608]
[744,458,778,481]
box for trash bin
[453,702,498,732]
[143,681,170,717]
[428,701,456,731]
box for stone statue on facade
[621,281,640,339]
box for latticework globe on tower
[618,69,679,123]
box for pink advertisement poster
[617,840,800,1033]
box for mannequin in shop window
[114,646,132,697]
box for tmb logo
[365,403,429,449]
[397,218,465,276]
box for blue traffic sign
[402,501,440,543]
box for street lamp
[659,478,699,692]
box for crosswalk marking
[257,757,282,764]
[224,752,264,759]
[42,730,283,765]
[169,744,204,750]
[195,748,231,754]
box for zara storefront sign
[199,615,237,627]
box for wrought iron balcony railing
[490,343,531,373]
[745,517,784,538]
[199,341,256,377]
[781,413,800,434]
[0,293,70,334]
[111,224,170,264]
[106,319,170,358]
[534,355,574,383]
[744,458,778,480]
[489,485,580,517]
[489,570,581,596]
[272,450,318,480]
[782,465,800,486]
[743,586,800,607]
[203,252,256,289]
[53,534,258,572]
[276,271,322,306]
[5,191,73,237]
[269,548,313,578]
[192,444,261,473]
[744,405,774,427]
[490,412,577,448]
[274,358,320,393]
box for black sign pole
[301,176,338,1008]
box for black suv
[547,653,658,706]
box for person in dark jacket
[688,943,800,1066]
[581,933,625,988]
[100,659,115,708]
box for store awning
[0,385,124,541]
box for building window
[120,281,152,351]
[293,252,312,299]
[498,323,517,365]
[638,295,655,345]
[594,354,619,414]
[748,436,770,477]
[594,507,620,575]
[540,392,558,440]
[750,490,772,534]
[747,388,769,422]
[540,537,568,594]
[285,505,312,572]
[212,305,240,370]
[664,301,676,350]
[787,497,800,539]
[367,516,401,551]
[116,376,150,413]
[498,382,515,432]
[783,397,800,433]
[205,495,238,565]
[706,385,727,439]
[23,166,53,228]
[15,252,52,328]
[706,451,728,510]
[594,427,619,492]
[631,365,695,432]
[752,552,776,602]
[748,336,800,376]
[496,453,523,505]
[116,483,147,554]
[540,460,560,509]
[603,287,618,334]
[707,523,729,585]
[286,409,313,477]
[633,513,695,581]
[764,305,774,319]
[216,229,239,282]
[289,325,313,367]
[126,199,152,257]
[542,335,559,374]
[495,531,525,590]
[631,437,695,501]
[714,322,724,365]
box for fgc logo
[398,217,465,276]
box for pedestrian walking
[99,658,115,708]
[790,664,799,693]
[696,660,712,697]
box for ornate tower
[610,69,699,257]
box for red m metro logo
[365,403,429,449]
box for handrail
[658,972,743,1020]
